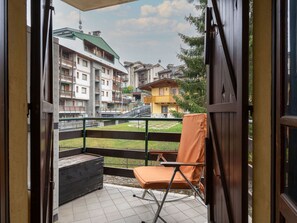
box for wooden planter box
[59,153,104,205]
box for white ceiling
[62,0,136,11]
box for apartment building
[54,28,128,118]
[158,64,185,80]
[124,61,143,88]
[124,61,164,89]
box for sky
[52,0,198,67]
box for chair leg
[152,167,178,223]
[178,169,203,198]
[141,189,148,199]
[133,189,190,204]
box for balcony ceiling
[62,0,136,11]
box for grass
[88,120,182,133]
[59,121,182,168]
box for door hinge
[49,6,55,14]
[27,103,31,118]
[50,180,55,190]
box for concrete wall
[8,0,29,222]
[253,0,272,221]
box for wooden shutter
[205,0,249,222]
[30,0,54,222]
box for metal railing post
[82,118,86,153]
[145,120,149,166]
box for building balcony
[95,75,100,82]
[58,117,207,222]
[59,105,86,113]
[113,76,120,82]
[60,90,75,98]
[112,96,122,102]
[60,58,76,68]
[122,76,129,82]
[113,86,121,92]
[143,95,176,104]
[60,74,76,83]
[95,88,100,94]
[123,98,131,104]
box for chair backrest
[176,113,207,182]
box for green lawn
[88,120,182,132]
[59,121,182,168]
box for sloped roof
[53,28,119,59]
[139,78,178,91]
[74,32,119,59]
[57,37,128,74]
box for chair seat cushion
[133,166,198,189]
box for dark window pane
[284,127,297,206]
[285,1,297,115]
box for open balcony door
[205,0,249,222]
[275,0,297,222]
[30,0,54,222]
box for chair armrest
[160,162,205,167]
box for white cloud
[115,0,197,39]
[141,5,157,16]
[96,5,121,12]
[172,22,192,33]
[141,0,195,18]
[118,17,171,29]
[157,1,173,17]
[54,11,80,29]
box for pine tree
[173,0,207,115]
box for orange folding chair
[133,113,207,223]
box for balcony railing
[122,76,129,82]
[95,88,100,94]
[60,90,75,98]
[112,97,122,102]
[59,105,86,112]
[60,74,76,83]
[113,86,121,91]
[95,75,100,82]
[61,58,76,68]
[59,117,182,177]
[143,95,176,104]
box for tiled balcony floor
[59,184,207,223]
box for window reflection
[285,0,297,115]
[284,127,297,206]
[283,0,297,206]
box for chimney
[92,31,101,37]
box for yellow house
[139,78,183,118]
